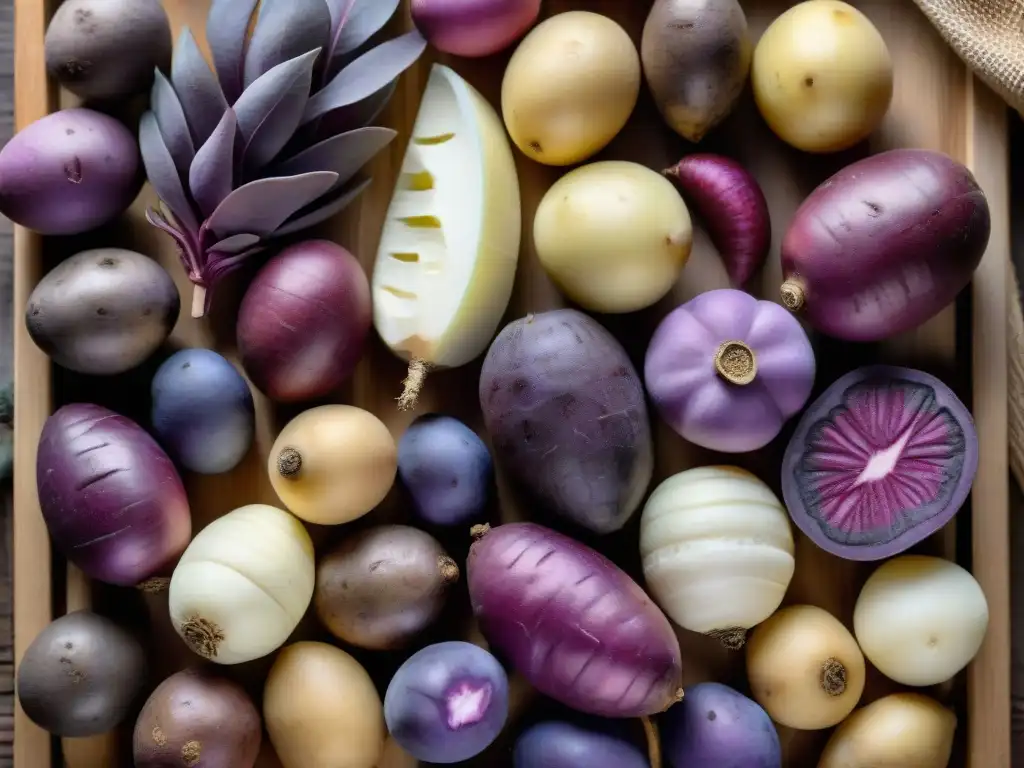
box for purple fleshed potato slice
[781,365,978,562]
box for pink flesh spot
[445,681,492,729]
[801,382,959,538]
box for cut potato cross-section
[373,64,522,410]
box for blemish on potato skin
[64,157,83,184]
[181,740,202,766]
[529,141,543,154]
[152,726,167,746]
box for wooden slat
[11,0,52,765]
[966,74,1012,768]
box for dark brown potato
[26,248,181,376]
[641,0,752,142]
[133,667,261,768]
[44,0,172,102]
[16,610,146,737]
[314,525,460,650]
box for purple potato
[644,288,815,453]
[151,348,255,475]
[468,522,683,718]
[782,366,978,561]
[662,682,781,768]
[384,641,509,764]
[37,403,192,586]
[397,413,493,526]
[17,610,146,737]
[479,309,654,533]
[514,721,649,768]
[26,248,180,376]
[133,668,261,768]
[0,108,141,235]
[780,148,989,341]
[237,240,371,403]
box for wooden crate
[11,1,1012,766]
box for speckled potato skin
[314,525,460,650]
[478,309,654,533]
[133,668,262,768]
[16,610,146,737]
[26,248,180,375]
[642,0,752,142]
[44,0,172,101]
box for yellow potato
[533,161,692,313]
[501,11,640,166]
[264,642,385,768]
[268,405,397,525]
[751,0,893,153]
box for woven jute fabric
[912,0,1024,115]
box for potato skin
[751,0,892,153]
[133,668,261,768]
[27,248,180,375]
[479,309,654,533]
[501,11,640,166]
[315,525,460,650]
[16,610,146,737]
[642,0,752,142]
[780,149,990,341]
[264,642,385,768]
[0,108,141,235]
[44,0,172,101]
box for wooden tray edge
[8,4,1014,768]
[965,76,1012,768]
[12,0,57,765]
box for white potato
[533,161,692,313]
[751,0,893,153]
[501,11,640,166]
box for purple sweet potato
[467,522,683,718]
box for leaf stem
[191,285,208,319]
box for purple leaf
[206,245,266,282]
[275,176,372,236]
[244,0,331,88]
[315,79,398,137]
[140,111,199,235]
[189,109,237,218]
[303,30,426,125]
[172,27,229,146]
[325,0,356,42]
[151,69,194,182]
[332,0,402,59]
[147,207,201,276]
[206,171,339,239]
[209,233,261,254]
[206,0,260,104]
[271,126,395,187]
[235,49,320,176]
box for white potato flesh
[373,64,521,368]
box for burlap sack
[912,0,1024,491]
[912,0,1024,116]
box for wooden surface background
[0,1,1021,766]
